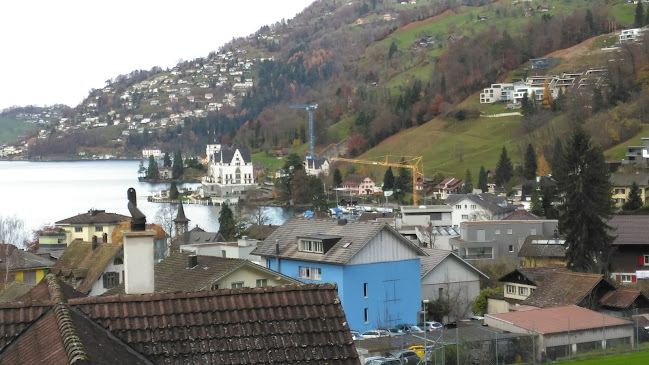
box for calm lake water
[0,160,299,234]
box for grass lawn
[327,117,354,142]
[604,124,649,161]
[0,116,35,146]
[556,350,649,364]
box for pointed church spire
[173,201,190,238]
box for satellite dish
[384,190,394,197]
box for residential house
[252,217,426,331]
[446,193,517,226]
[518,235,567,268]
[50,239,124,296]
[479,83,514,104]
[599,289,649,317]
[450,219,557,263]
[201,144,255,200]
[619,28,648,43]
[141,148,162,158]
[488,266,567,314]
[104,252,301,294]
[0,275,358,364]
[522,271,616,311]
[625,137,649,163]
[0,244,53,288]
[342,174,379,195]
[433,177,464,199]
[37,229,67,250]
[396,205,454,248]
[158,166,172,180]
[305,156,330,176]
[420,248,488,321]
[180,236,262,263]
[609,215,649,283]
[486,306,633,360]
[610,172,649,207]
[55,209,129,246]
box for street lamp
[423,299,429,365]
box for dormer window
[299,239,323,253]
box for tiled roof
[518,235,566,258]
[522,272,614,308]
[609,215,649,245]
[16,275,85,303]
[252,217,426,265]
[610,172,649,187]
[502,209,540,220]
[446,193,516,215]
[55,209,129,225]
[600,289,649,309]
[0,244,54,272]
[343,174,366,185]
[419,247,487,279]
[103,252,301,295]
[498,266,567,286]
[218,145,252,164]
[243,224,279,240]
[50,241,123,294]
[0,277,357,364]
[357,212,396,222]
[486,305,631,334]
[305,156,328,170]
[434,177,464,191]
[0,282,33,303]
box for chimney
[188,254,198,268]
[123,230,156,294]
[92,236,98,250]
[275,239,280,272]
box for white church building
[201,144,255,201]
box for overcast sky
[0,0,314,110]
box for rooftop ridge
[53,303,88,363]
[46,274,66,303]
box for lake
[0,160,300,234]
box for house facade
[609,215,649,283]
[54,209,129,246]
[252,217,425,331]
[610,172,649,207]
[480,83,515,103]
[201,144,255,199]
[433,177,464,200]
[446,193,516,226]
[625,137,649,163]
[0,244,53,288]
[488,266,567,314]
[305,156,330,176]
[342,174,379,195]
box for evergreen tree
[383,167,395,191]
[524,144,538,180]
[541,185,558,219]
[521,92,533,118]
[463,169,473,194]
[530,187,543,216]
[623,181,643,211]
[218,204,236,240]
[138,160,146,177]
[494,147,513,187]
[478,165,488,193]
[552,88,565,111]
[551,138,564,178]
[146,155,159,179]
[592,87,604,113]
[163,152,171,167]
[585,9,595,33]
[635,1,645,28]
[394,158,412,202]
[172,150,184,179]
[291,169,312,204]
[279,153,303,198]
[333,168,343,188]
[388,41,398,60]
[310,176,328,212]
[557,127,615,274]
[169,181,179,199]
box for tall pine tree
[623,181,643,211]
[524,144,538,180]
[478,166,488,193]
[218,204,236,240]
[635,1,645,28]
[172,150,184,179]
[333,168,343,188]
[383,167,395,191]
[556,128,615,274]
[463,169,473,194]
[495,147,513,187]
[551,138,564,177]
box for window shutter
[639,255,645,266]
[615,274,621,282]
[632,275,637,283]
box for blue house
[252,217,425,332]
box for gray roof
[609,215,649,245]
[446,193,516,215]
[518,235,567,258]
[216,145,251,164]
[306,157,328,170]
[419,247,488,279]
[610,172,649,187]
[252,217,426,265]
[0,244,55,272]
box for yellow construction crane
[330,155,424,206]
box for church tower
[173,201,190,238]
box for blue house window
[299,266,321,280]
[298,239,323,253]
[364,308,369,323]
[363,283,368,298]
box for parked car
[362,329,390,338]
[365,357,400,365]
[350,330,365,340]
[379,327,404,336]
[418,321,443,331]
[402,325,424,333]
[408,345,433,359]
[386,349,420,364]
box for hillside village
[7,0,649,363]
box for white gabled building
[142,148,162,158]
[305,157,330,176]
[201,144,255,199]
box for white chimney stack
[123,230,155,294]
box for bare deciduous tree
[154,204,178,256]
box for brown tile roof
[486,305,631,334]
[253,217,426,265]
[599,289,649,309]
[609,215,649,245]
[522,271,614,308]
[502,209,540,220]
[50,241,123,294]
[16,275,85,303]
[55,209,129,225]
[434,177,464,191]
[102,252,301,295]
[243,224,279,240]
[0,277,357,364]
[0,244,54,273]
[498,266,568,286]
